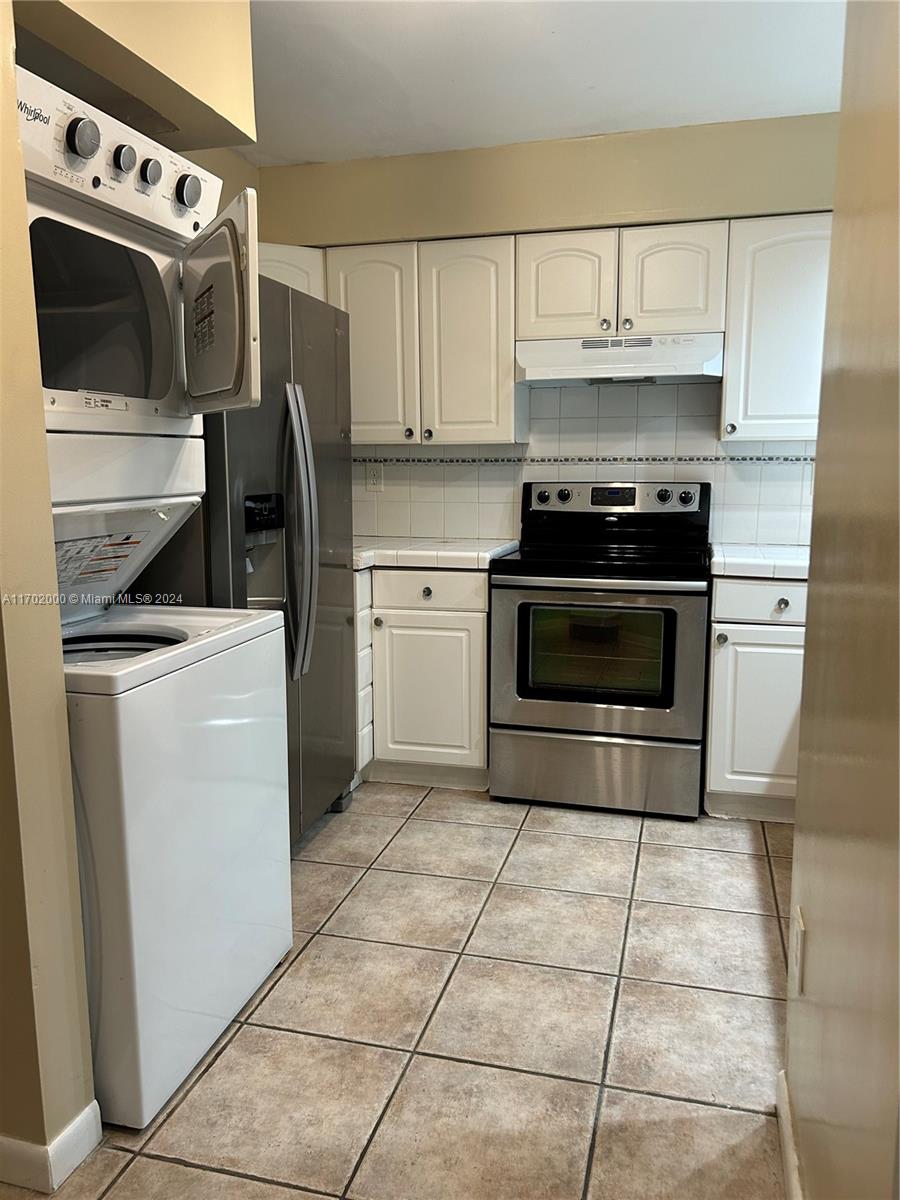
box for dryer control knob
[66,116,101,160]
[175,173,202,208]
[656,488,673,504]
[140,157,163,186]
[535,489,551,505]
[678,490,696,506]
[556,488,572,504]
[113,143,137,173]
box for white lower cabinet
[707,617,805,800]
[372,601,487,768]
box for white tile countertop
[711,543,810,580]
[353,537,519,570]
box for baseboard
[363,761,489,792]
[705,790,796,822]
[0,1100,101,1193]
[776,1069,804,1200]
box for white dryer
[66,603,291,1129]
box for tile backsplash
[352,382,814,545]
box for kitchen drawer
[354,569,373,613]
[357,723,374,771]
[373,569,488,612]
[357,683,374,731]
[356,608,373,651]
[713,579,807,624]
[357,644,373,690]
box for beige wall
[786,2,899,1198]
[0,0,94,1155]
[259,113,838,247]
[13,0,255,149]
[190,147,260,211]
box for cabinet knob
[373,616,383,628]
[404,427,415,439]
[716,632,729,646]
[622,318,634,331]
[724,423,737,435]
[600,318,612,331]
[422,586,433,599]
[423,428,434,441]
[776,597,791,611]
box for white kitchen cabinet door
[326,243,420,444]
[721,213,831,441]
[419,236,516,444]
[707,622,805,798]
[516,229,619,339]
[372,609,486,767]
[618,221,728,334]
[259,243,326,300]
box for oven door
[27,183,259,435]
[491,578,708,741]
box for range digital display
[590,486,636,507]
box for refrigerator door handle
[292,382,320,677]
[283,383,312,681]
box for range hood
[516,332,724,382]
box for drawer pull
[776,597,791,611]
[422,586,433,599]
[373,616,383,628]
[716,632,729,646]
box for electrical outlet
[366,463,384,493]
[789,905,806,996]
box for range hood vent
[516,332,724,382]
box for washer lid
[62,606,284,694]
[54,496,201,624]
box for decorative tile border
[353,453,815,465]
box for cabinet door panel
[707,623,805,797]
[259,244,325,299]
[419,237,515,443]
[373,609,486,767]
[326,243,420,444]
[619,222,728,333]
[516,230,618,338]
[722,214,831,441]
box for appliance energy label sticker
[56,532,148,585]
[192,283,216,355]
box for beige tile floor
[4,784,792,1200]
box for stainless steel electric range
[489,481,711,817]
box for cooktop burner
[491,481,712,583]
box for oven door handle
[490,575,709,593]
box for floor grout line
[579,814,646,1200]
[137,1149,342,1196]
[337,800,533,1200]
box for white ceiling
[246,0,845,166]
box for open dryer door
[182,188,261,414]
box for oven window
[519,603,676,707]
[29,217,174,399]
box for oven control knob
[535,489,551,505]
[140,157,163,187]
[65,116,101,160]
[556,488,572,504]
[113,143,137,173]
[175,172,202,208]
[678,489,696,506]
[656,488,673,504]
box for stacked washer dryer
[17,67,292,1129]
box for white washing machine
[66,603,292,1129]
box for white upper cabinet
[722,213,831,441]
[259,243,325,300]
[516,230,619,339]
[618,221,728,334]
[326,243,420,444]
[419,236,516,444]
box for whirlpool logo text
[17,99,51,125]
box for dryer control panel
[16,67,223,240]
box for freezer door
[291,291,356,830]
[182,189,261,415]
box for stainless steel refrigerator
[201,278,356,842]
